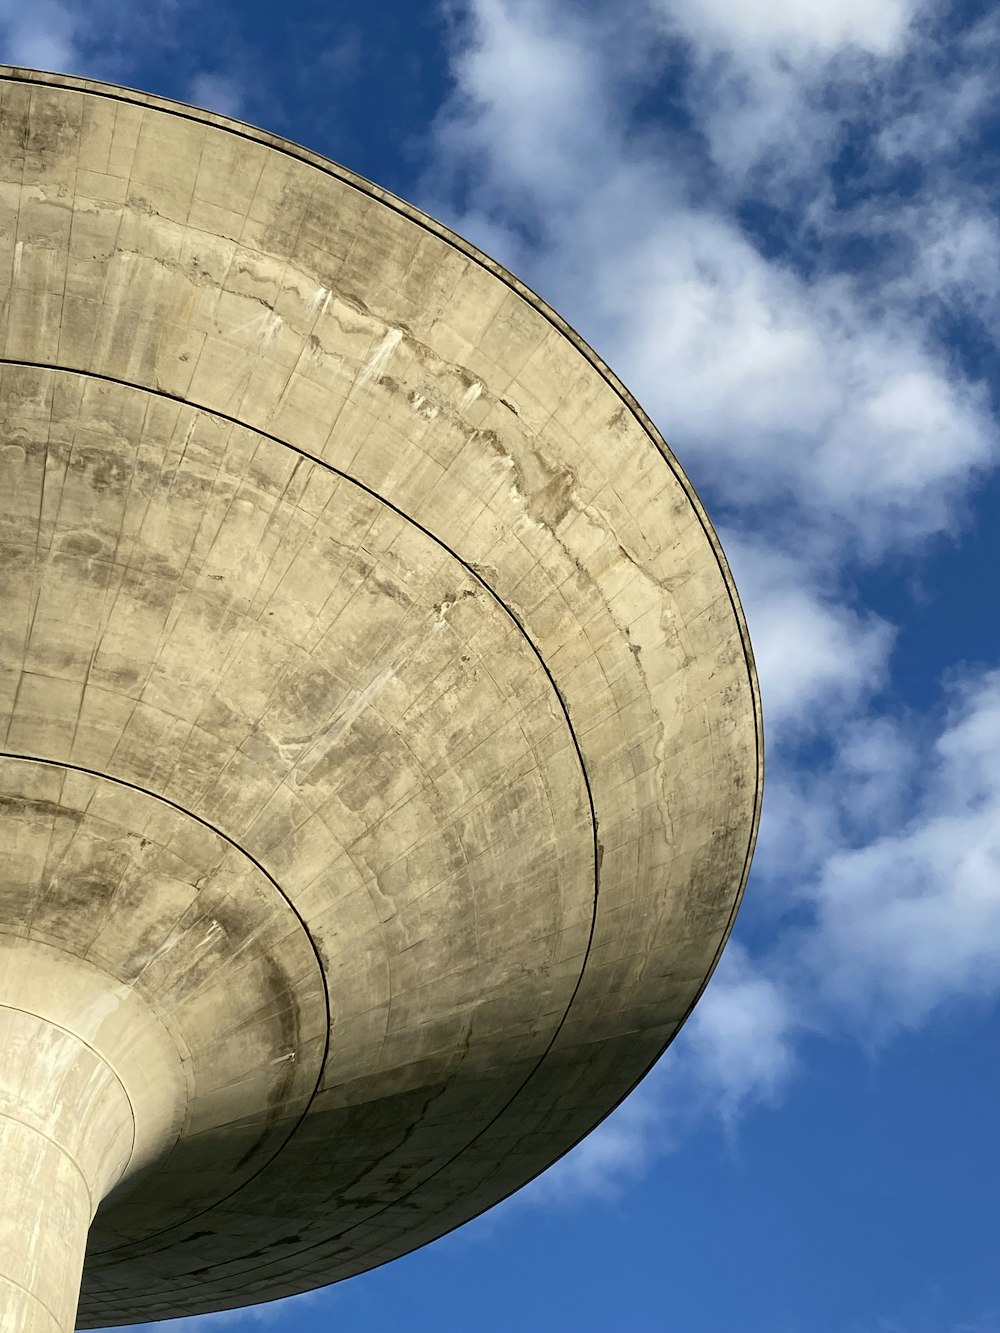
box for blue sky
[7,1,999,1329]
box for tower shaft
[0,1006,134,1332]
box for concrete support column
[0,1006,135,1333]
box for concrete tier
[0,67,763,1326]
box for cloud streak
[0,0,80,71]
[0,0,253,131]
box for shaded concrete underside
[0,69,762,1324]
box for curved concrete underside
[0,68,763,1326]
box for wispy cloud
[804,669,1000,1030]
[187,70,249,119]
[722,535,893,735]
[0,0,253,126]
[0,0,81,71]
[525,1064,672,1203]
[653,0,920,60]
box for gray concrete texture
[0,67,762,1329]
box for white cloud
[878,69,993,163]
[850,193,1000,331]
[436,0,616,218]
[0,3,256,123]
[722,536,892,735]
[644,0,923,183]
[0,0,80,71]
[653,0,919,62]
[188,70,248,119]
[877,11,1000,167]
[527,1071,668,1202]
[806,671,1000,1030]
[680,942,799,1117]
[625,250,991,546]
[534,941,799,1198]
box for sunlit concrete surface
[0,67,762,1328]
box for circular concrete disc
[0,67,762,1326]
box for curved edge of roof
[1,60,764,1051]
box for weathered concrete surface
[0,978,136,1332]
[0,67,763,1326]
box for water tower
[0,68,761,1331]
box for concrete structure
[0,67,762,1331]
